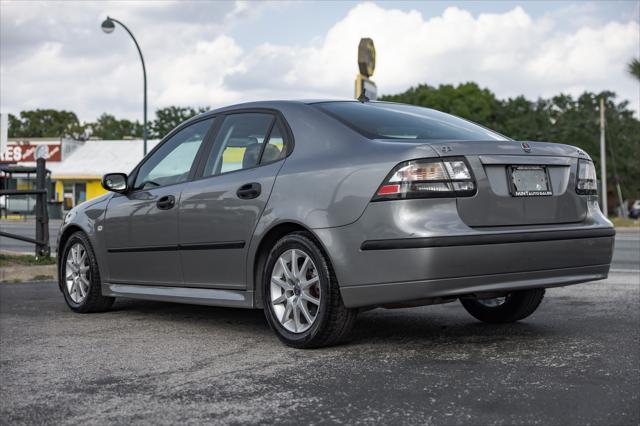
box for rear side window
[203,113,287,176]
[315,102,508,141]
[261,122,287,164]
[205,113,272,175]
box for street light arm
[107,17,147,82]
[105,17,148,155]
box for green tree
[8,109,84,138]
[90,113,142,140]
[493,96,552,140]
[381,84,640,199]
[8,114,22,136]
[382,82,500,127]
[628,58,640,81]
[150,106,209,139]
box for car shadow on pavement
[109,298,270,329]
[348,308,549,347]
[107,298,550,348]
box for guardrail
[0,158,50,256]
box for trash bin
[48,201,63,220]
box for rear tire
[262,231,357,349]
[61,231,114,313]
[460,288,545,323]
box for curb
[0,264,57,283]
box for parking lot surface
[1,232,638,425]
[0,219,62,255]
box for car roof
[210,99,361,110]
[193,99,394,118]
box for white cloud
[155,36,244,106]
[0,0,259,120]
[229,3,639,112]
[1,1,639,123]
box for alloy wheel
[476,296,507,308]
[65,243,90,303]
[270,249,321,333]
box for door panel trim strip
[107,241,245,253]
[180,241,246,250]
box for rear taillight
[576,159,597,195]
[373,157,476,201]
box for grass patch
[0,254,56,267]
[32,274,54,281]
[609,217,640,228]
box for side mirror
[101,173,128,193]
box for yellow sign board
[355,38,377,100]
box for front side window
[134,118,213,190]
[314,101,508,141]
[203,113,280,176]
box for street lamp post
[101,17,148,155]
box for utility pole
[599,97,607,217]
[0,114,7,158]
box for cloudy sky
[1,1,639,122]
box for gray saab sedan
[58,100,615,348]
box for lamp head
[101,18,115,34]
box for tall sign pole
[599,97,607,217]
[0,113,8,159]
[355,38,377,100]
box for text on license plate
[509,166,552,197]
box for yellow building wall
[54,181,63,201]
[54,179,107,207]
[87,180,107,200]
[17,181,33,190]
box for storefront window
[75,183,86,205]
[63,182,86,210]
[48,181,57,201]
[63,183,74,210]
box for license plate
[508,166,552,197]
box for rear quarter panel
[263,103,441,229]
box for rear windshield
[315,101,508,141]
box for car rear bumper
[339,264,609,308]
[313,198,615,308]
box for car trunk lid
[426,140,588,227]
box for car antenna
[357,88,370,103]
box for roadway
[0,230,638,424]
[1,219,61,254]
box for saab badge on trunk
[521,142,532,153]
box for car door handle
[156,195,175,210]
[236,183,261,200]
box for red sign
[0,142,62,163]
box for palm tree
[628,58,640,81]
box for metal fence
[0,158,50,256]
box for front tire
[262,231,357,348]
[460,288,545,323]
[61,231,114,313]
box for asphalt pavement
[0,219,62,254]
[0,234,638,425]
